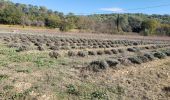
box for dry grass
[0,43,169,100]
[0,29,169,100]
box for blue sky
[11,0,170,15]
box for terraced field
[0,33,170,100]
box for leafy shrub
[111,49,118,54]
[151,46,157,49]
[77,51,88,57]
[97,50,104,55]
[162,50,170,56]
[118,58,131,66]
[145,46,150,49]
[37,46,45,51]
[91,91,108,100]
[144,53,155,61]
[49,51,61,59]
[133,47,140,52]
[66,84,80,95]
[127,48,137,52]
[154,52,166,59]
[34,42,42,46]
[88,51,97,56]
[106,45,111,48]
[162,86,170,92]
[49,46,60,50]
[128,57,142,64]
[118,49,125,53]
[137,56,149,63]
[104,50,113,55]
[106,59,119,68]
[88,60,109,72]
[68,51,77,57]
[133,42,139,45]
[16,44,30,52]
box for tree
[45,14,61,28]
[141,19,159,35]
[156,24,170,36]
[119,15,131,32]
[128,16,143,32]
[59,20,73,32]
[76,16,95,30]
[65,13,78,29]
[0,5,23,24]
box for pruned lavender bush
[49,51,61,59]
[68,51,77,57]
[106,59,119,68]
[88,51,97,56]
[144,53,155,61]
[154,52,166,59]
[77,51,88,57]
[88,60,109,72]
[128,56,142,64]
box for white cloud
[100,7,125,13]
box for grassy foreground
[0,44,170,100]
[0,44,124,100]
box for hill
[0,0,170,36]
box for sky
[11,0,170,15]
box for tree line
[0,0,170,36]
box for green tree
[141,19,159,35]
[66,13,78,29]
[156,24,170,36]
[0,5,23,24]
[128,16,143,32]
[45,14,61,28]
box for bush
[37,46,45,51]
[77,51,88,57]
[145,46,150,49]
[111,49,118,54]
[49,51,61,59]
[133,42,139,45]
[154,52,166,59]
[106,59,119,68]
[127,48,137,52]
[162,50,170,56]
[137,56,149,63]
[91,91,108,100]
[118,49,125,53]
[151,46,157,49]
[16,44,30,52]
[66,84,80,95]
[97,50,104,55]
[104,50,113,55]
[88,60,109,72]
[68,51,76,57]
[34,42,42,46]
[144,53,155,61]
[88,51,97,56]
[128,57,142,64]
[133,47,140,51]
[49,46,60,50]
[118,58,131,66]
